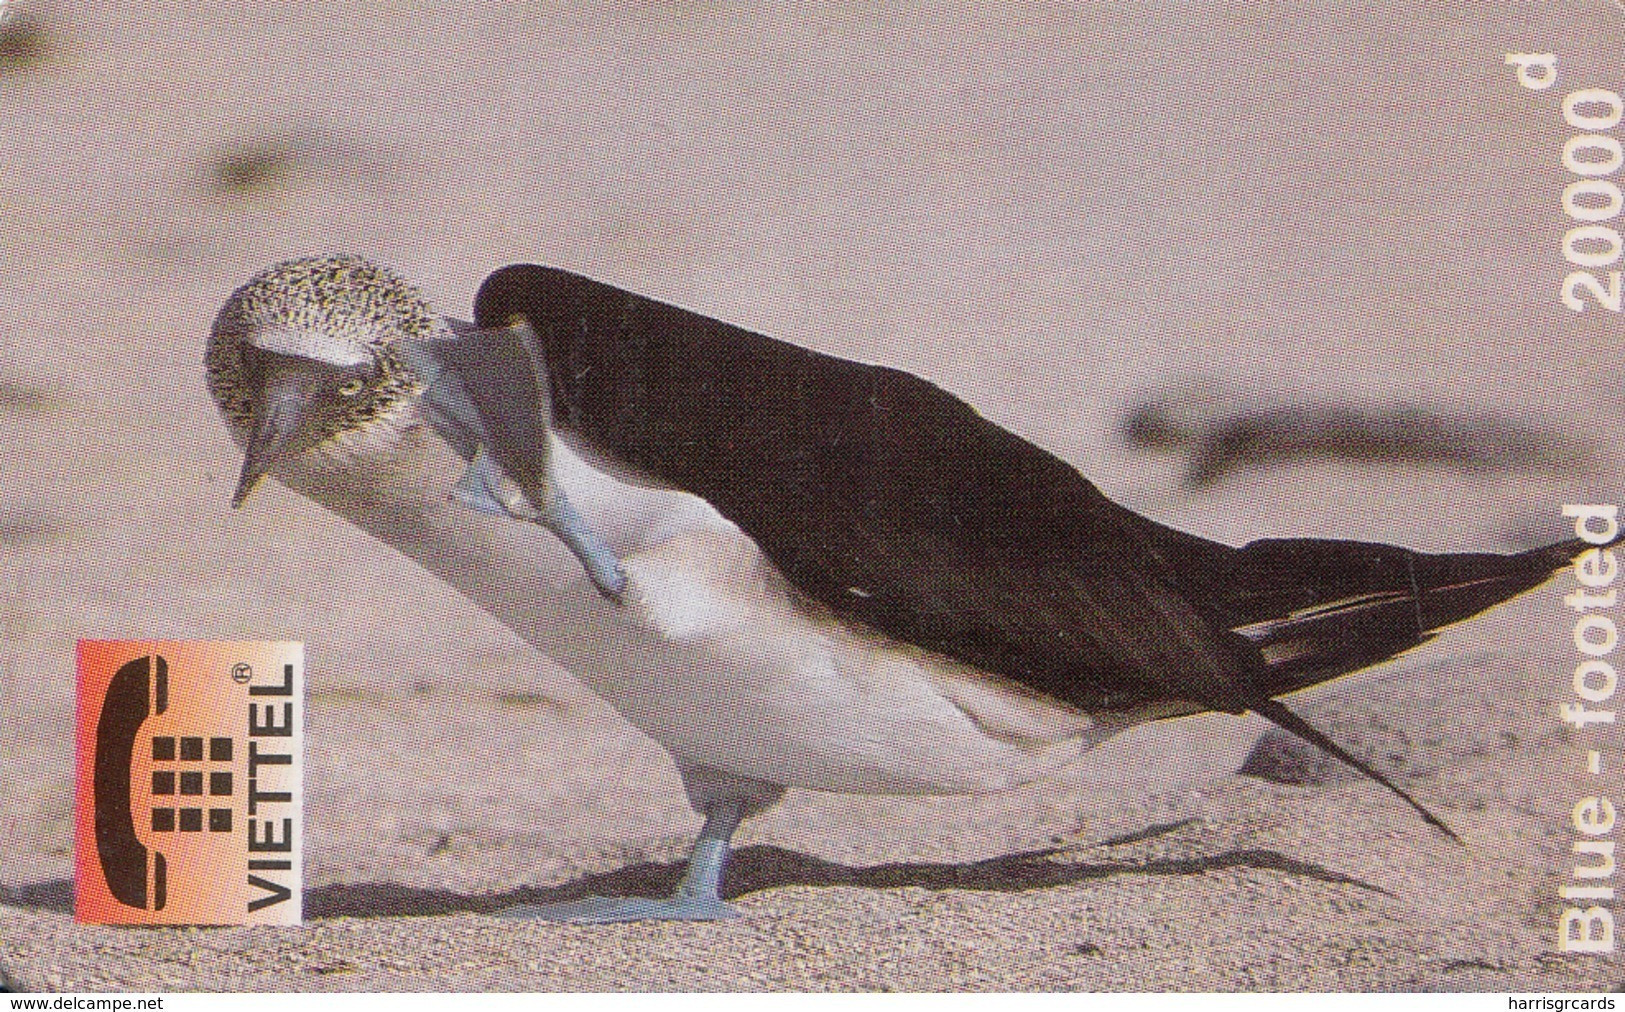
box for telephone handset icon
[92,653,167,911]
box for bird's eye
[337,378,365,397]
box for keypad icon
[150,736,233,835]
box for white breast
[278,405,1129,797]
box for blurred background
[1,0,1622,989]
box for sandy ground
[3,0,1625,991]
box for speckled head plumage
[208,254,441,505]
[207,254,434,432]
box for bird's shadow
[0,830,1388,921]
[312,843,1389,919]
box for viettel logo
[75,641,303,925]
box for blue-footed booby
[208,253,1599,922]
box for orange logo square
[74,641,304,925]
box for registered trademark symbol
[231,662,252,684]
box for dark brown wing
[473,264,1263,715]
[470,263,1595,841]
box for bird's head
[206,254,437,507]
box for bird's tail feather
[1227,535,1608,844]
[1233,536,1593,697]
[1249,696,1463,844]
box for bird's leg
[533,482,628,604]
[670,801,744,908]
[449,445,627,602]
[495,802,748,923]
[496,764,783,924]
[396,332,626,602]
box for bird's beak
[231,360,326,508]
